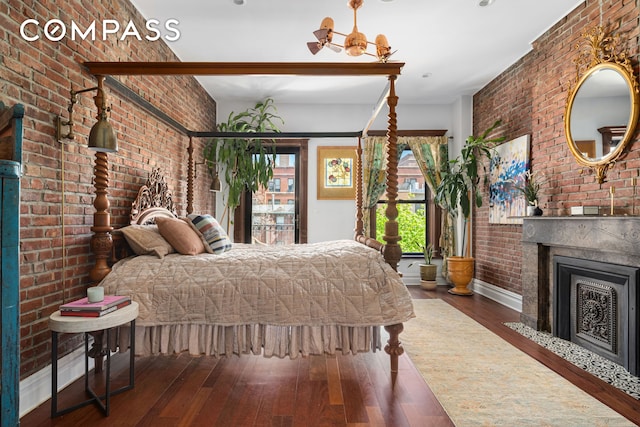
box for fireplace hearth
[554,255,638,374]
[521,216,640,375]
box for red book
[60,299,131,317]
[60,295,131,313]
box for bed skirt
[110,323,382,358]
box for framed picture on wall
[317,146,357,200]
[488,134,530,224]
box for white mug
[87,286,104,303]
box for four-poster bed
[83,61,412,382]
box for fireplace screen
[554,255,639,375]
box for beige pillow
[155,217,206,255]
[120,225,175,258]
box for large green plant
[204,98,283,220]
[435,120,504,254]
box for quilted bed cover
[99,239,415,328]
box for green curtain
[361,137,410,237]
[362,136,387,237]
[405,136,455,276]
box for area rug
[401,299,635,426]
[505,322,640,399]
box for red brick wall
[1,0,216,378]
[473,0,639,294]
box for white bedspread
[100,240,415,328]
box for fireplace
[553,255,639,374]
[520,217,640,375]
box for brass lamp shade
[210,173,221,192]
[88,116,117,152]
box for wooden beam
[83,61,404,77]
[366,129,447,137]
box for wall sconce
[56,75,117,152]
[195,160,221,192]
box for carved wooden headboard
[130,168,177,224]
[111,169,178,263]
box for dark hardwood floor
[21,285,640,426]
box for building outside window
[374,149,427,255]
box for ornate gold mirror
[565,26,639,183]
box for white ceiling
[129,0,582,106]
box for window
[374,148,429,255]
[235,141,308,245]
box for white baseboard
[471,278,522,313]
[19,345,94,418]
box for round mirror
[565,62,639,182]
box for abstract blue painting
[489,135,530,224]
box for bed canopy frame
[82,60,405,380]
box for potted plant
[515,170,544,216]
[409,243,437,289]
[203,98,284,231]
[435,119,505,295]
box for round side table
[49,301,138,417]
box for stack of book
[59,295,131,317]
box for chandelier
[307,0,395,63]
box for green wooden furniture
[0,102,23,427]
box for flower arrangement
[515,170,545,206]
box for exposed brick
[473,0,638,294]
[3,0,216,380]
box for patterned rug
[505,322,640,399]
[402,299,635,426]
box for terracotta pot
[447,256,474,295]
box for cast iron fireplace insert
[554,255,639,375]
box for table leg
[50,332,58,417]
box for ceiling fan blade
[307,41,322,55]
[327,43,342,53]
[313,28,330,42]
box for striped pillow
[186,214,232,254]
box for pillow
[119,225,175,258]
[187,214,233,254]
[155,217,206,255]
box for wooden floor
[21,285,640,426]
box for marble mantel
[520,216,640,331]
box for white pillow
[186,214,233,254]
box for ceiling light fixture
[307,0,396,62]
[232,0,245,5]
[478,0,495,6]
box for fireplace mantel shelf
[522,216,640,256]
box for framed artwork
[489,135,530,224]
[317,146,357,200]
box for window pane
[379,150,425,201]
[252,153,295,245]
[375,203,426,253]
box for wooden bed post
[384,323,404,386]
[89,151,113,283]
[381,75,405,387]
[382,75,401,271]
[187,136,194,215]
